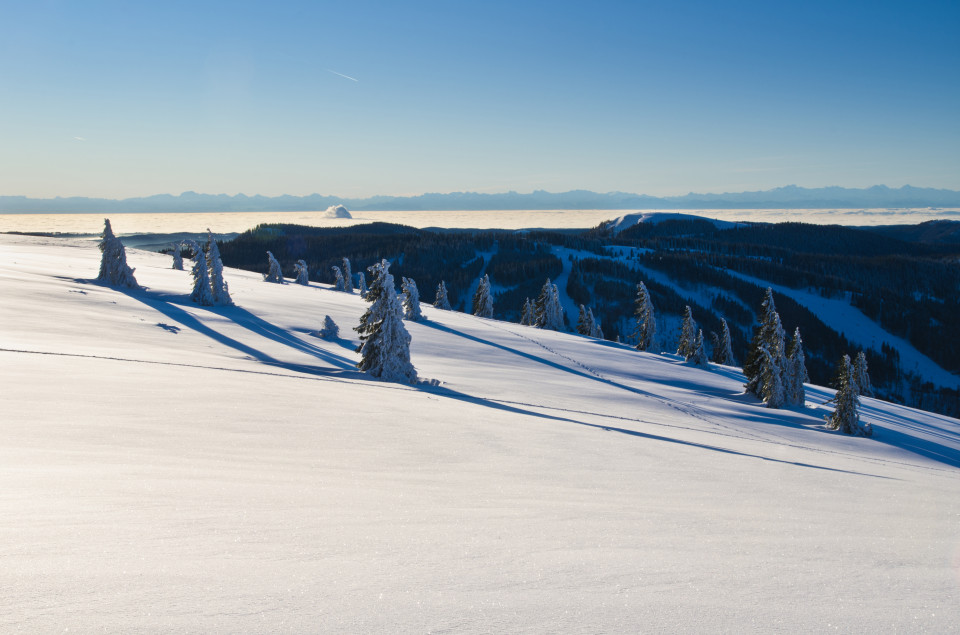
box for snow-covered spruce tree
[402,277,423,321]
[342,258,354,294]
[633,281,656,352]
[205,229,232,306]
[293,259,310,285]
[354,259,417,384]
[853,351,874,398]
[170,242,184,271]
[712,318,735,365]
[588,308,602,339]
[535,279,564,331]
[826,355,871,436]
[357,272,368,298]
[577,304,592,335]
[744,288,786,400]
[676,306,698,358]
[189,242,214,306]
[472,274,494,318]
[96,218,140,289]
[759,344,785,408]
[316,315,339,339]
[263,251,284,283]
[433,280,452,310]
[332,266,346,291]
[784,327,809,406]
[520,298,535,326]
[688,329,708,367]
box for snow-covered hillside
[2,234,959,632]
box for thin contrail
[326,69,359,82]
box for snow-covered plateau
[2,234,959,632]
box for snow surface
[2,234,960,632]
[606,212,742,234]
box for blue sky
[1,0,958,198]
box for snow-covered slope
[2,234,959,632]
[606,212,741,233]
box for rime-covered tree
[402,277,423,321]
[576,304,593,336]
[315,315,339,339]
[293,259,310,285]
[189,242,214,306]
[588,308,603,339]
[520,298,535,326]
[342,258,354,293]
[785,327,809,406]
[676,306,698,358]
[853,351,874,398]
[744,288,786,402]
[96,219,140,289]
[826,355,871,436]
[170,242,184,271]
[206,229,232,306]
[434,280,452,310]
[535,279,563,331]
[263,251,284,283]
[357,272,368,298]
[633,282,656,352]
[332,266,346,291]
[759,344,785,408]
[688,329,708,367]
[712,319,735,366]
[355,259,417,384]
[472,274,494,318]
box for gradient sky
[1,0,958,199]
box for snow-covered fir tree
[205,229,232,306]
[853,351,874,398]
[588,308,603,339]
[759,344,785,408]
[744,288,786,403]
[576,304,593,336]
[354,259,417,384]
[315,315,339,340]
[342,258,354,293]
[520,298,535,326]
[189,242,214,306]
[434,280,452,310]
[472,274,494,318]
[535,279,564,330]
[633,282,656,352]
[688,329,708,367]
[96,219,140,289]
[676,306,698,358]
[293,260,310,285]
[332,266,346,291]
[402,277,423,321]
[785,327,809,406]
[357,272,368,298]
[826,354,871,436]
[263,251,284,283]
[170,242,184,270]
[712,318,735,365]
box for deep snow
[2,234,959,632]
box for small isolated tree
[315,315,339,339]
[206,229,232,306]
[355,260,417,384]
[676,306,698,358]
[189,242,214,306]
[170,242,184,270]
[357,272,368,298]
[826,355,871,436]
[293,259,310,285]
[264,251,284,283]
[97,219,140,289]
[688,329,708,367]
[853,351,874,398]
[402,277,423,321]
[332,266,346,291]
[520,297,535,326]
[634,282,656,352]
[712,318,735,365]
[434,280,452,310]
[535,279,564,330]
[784,327,809,406]
[342,258,354,293]
[472,274,494,318]
[744,288,785,401]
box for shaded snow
[606,212,742,234]
[1,234,959,632]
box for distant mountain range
[2,185,960,213]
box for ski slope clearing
[2,234,959,632]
